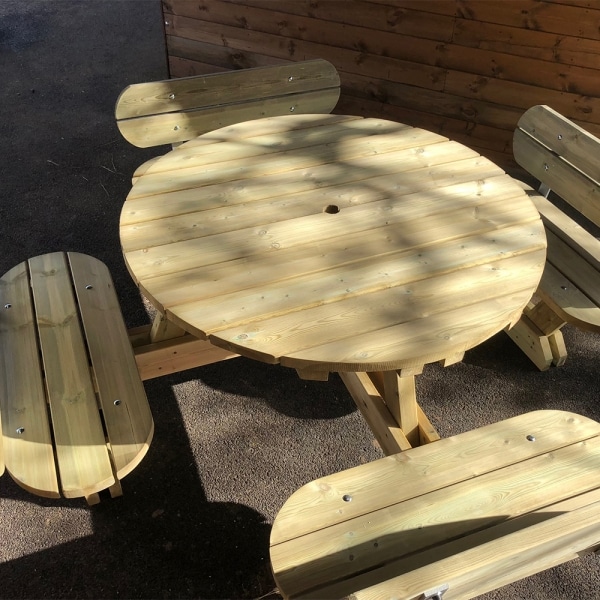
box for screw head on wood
[114,399,122,406]
[16,427,25,435]
[526,434,536,442]
[342,494,352,502]
[4,303,11,309]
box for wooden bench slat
[513,127,600,228]
[271,410,599,546]
[29,253,115,498]
[529,191,600,272]
[517,104,600,186]
[508,105,600,368]
[115,59,340,118]
[68,252,153,479]
[536,261,600,331]
[319,494,600,600]
[0,261,59,497]
[116,59,341,148]
[270,410,600,599]
[117,89,341,148]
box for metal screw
[16,427,24,435]
[526,434,536,442]
[342,494,352,502]
[169,93,175,100]
[4,303,11,309]
[288,76,294,82]
[174,125,180,131]
[114,399,122,406]
[544,163,549,171]
[561,285,568,290]
[289,106,296,112]
[85,285,93,290]
[558,134,563,140]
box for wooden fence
[162,0,600,171]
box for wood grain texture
[116,59,340,147]
[162,0,600,170]
[0,252,153,500]
[270,410,600,599]
[121,114,546,373]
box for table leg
[150,312,187,343]
[340,370,440,454]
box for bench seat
[505,105,600,369]
[270,410,600,599]
[0,252,153,504]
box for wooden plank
[277,286,541,373]
[208,0,457,41]
[444,70,600,127]
[514,128,600,227]
[537,242,600,331]
[270,410,600,545]
[0,260,59,497]
[133,334,239,380]
[320,495,600,599]
[29,253,114,499]
[117,88,341,148]
[338,371,411,456]
[166,36,288,74]
[164,215,545,334]
[505,314,554,371]
[166,3,451,69]
[453,0,600,39]
[69,252,154,480]
[116,59,339,119]
[124,115,393,183]
[125,122,446,202]
[453,18,600,69]
[382,371,419,446]
[518,105,600,186]
[271,414,600,596]
[530,192,600,271]
[164,15,447,91]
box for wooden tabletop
[120,114,546,376]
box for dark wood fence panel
[162,0,600,171]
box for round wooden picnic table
[120,114,546,449]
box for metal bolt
[4,303,11,309]
[526,434,536,442]
[16,427,25,435]
[342,494,352,502]
[114,399,122,406]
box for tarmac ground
[1,2,600,599]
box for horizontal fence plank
[163,0,600,170]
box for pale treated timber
[339,372,411,455]
[131,328,239,380]
[505,316,554,372]
[150,311,187,343]
[270,410,600,599]
[368,371,440,446]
